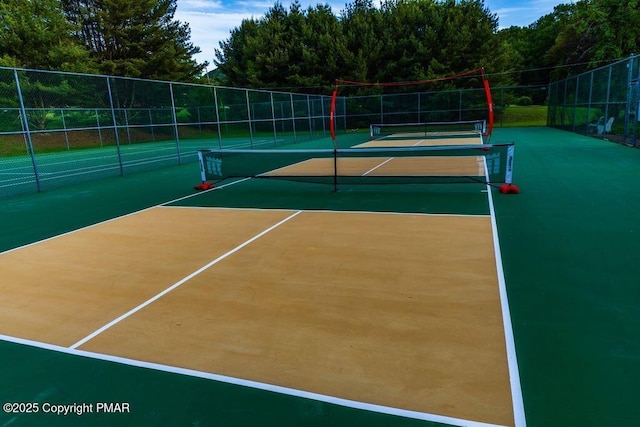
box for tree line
[0,0,205,81]
[2,0,640,91]
[216,0,640,92]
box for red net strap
[329,85,338,143]
[480,68,494,137]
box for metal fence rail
[344,85,548,130]
[0,67,337,198]
[0,66,548,198]
[548,54,640,145]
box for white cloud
[176,9,252,67]
[179,0,224,11]
[489,0,573,29]
[234,0,277,9]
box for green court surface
[1,127,639,426]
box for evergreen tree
[0,0,94,72]
[62,0,206,80]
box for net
[330,68,494,143]
[369,120,486,141]
[198,143,514,190]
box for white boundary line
[0,333,506,427]
[160,205,491,218]
[360,138,425,175]
[69,210,302,349]
[361,157,394,175]
[484,160,527,427]
[1,171,518,426]
[0,178,251,257]
[258,158,318,176]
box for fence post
[320,95,326,136]
[169,82,183,164]
[587,71,594,132]
[547,83,557,127]
[562,79,568,129]
[307,95,313,140]
[213,87,223,149]
[270,92,277,146]
[245,89,254,147]
[342,97,347,133]
[635,55,640,146]
[123,108,131,144]
[14,69,42,192]
[290,93,297,143]
[60,109,70,150]
[148,109,155,141]
[625,54,634,144]
[96,108,103,147]
[105,76,124,176]
[604,66,612,138]
[572,77,578,133]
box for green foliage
[214,0,640,91]
[216,1,349,91]
[515,96,533,106]
[499,105,548,127]
[216,0,502,91]
[0,0,95,72]
[62,0,206,81]
[499,0,640,83]
[0,0,205,81]
[5,0,640,93]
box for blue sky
[175,0,572,70]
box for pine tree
[62,0,206,81]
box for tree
[215,0,507,91]
[0,0,94,72]
[542,0,640,79]
[340,0,384,84]
[215,1,348,91]
[62,0,206,81]
[298,4,352,90]
[432,0,499,83]
[215,18,262,87]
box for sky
[175,0,571,71]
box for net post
[330,83,338,147]
[197,150,209,183]
[333,148,338,192]
[481,68,494,138]
[505,144,515,185]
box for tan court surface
[354,136,483,147]
[0,208,294,345]
[262,156,485,177]
[0,207,514,426]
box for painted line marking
[1,333,508,427]
[484,158,527,427]
[69,210,303,349]
[0,178,250,257]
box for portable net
[369,120,486,141]
[197,143,514,190]
[330,68,494,144]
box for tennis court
[2,126,640,427]
[0,122,523,426]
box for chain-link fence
[548,54,640,145]
[344,85,548,131]
[1,65,547,198]
[0,67,337,198]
